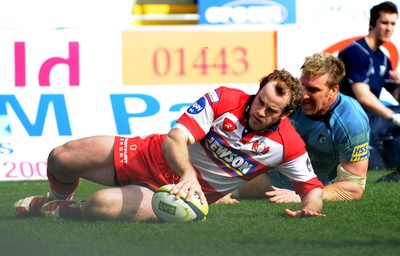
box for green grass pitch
[0,170,399,256]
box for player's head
[369,1,398,41]
[370,1,398,28]
[250,70,303,130]
[301,52,345,90]
[299,53,345,116]
[258,69,304,114]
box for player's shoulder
[339,38,369,60]
[331,94,370,133]
[214,86,248,98]
[277,117,306,160]
[208,86,251,106]
[340,38,365,53]
[279,118,304,143]
[335,94,367,118]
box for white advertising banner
[2,0,400,181]
[0,29,259,181]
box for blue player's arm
[322,160,368,201]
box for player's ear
[329,84,339,98]
[331,84,339,93]
[282,109,293,118]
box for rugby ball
[151,184,209,223]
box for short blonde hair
[301,52,345,89]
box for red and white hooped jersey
[176,86,323,203]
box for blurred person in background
[339,1,400,183]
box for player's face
[374,12,398,42]
[300,73,337,116]
[248,81,290,131]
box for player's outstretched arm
[284,187,325,218]
[162,127,206,204]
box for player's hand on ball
[152,184,209,222]
[170,174,207,204]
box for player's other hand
[389,70,400,83]
[284,208,326,218]
[214,193,240,205]
[265,186,301,203]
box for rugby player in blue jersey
[218,53,371,204]
[339,1,400,183]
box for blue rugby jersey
[289,93,370,184]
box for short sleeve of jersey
[332,95,370,163]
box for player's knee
[83,190,122,221]
[47,148,66,179]
[47,142,77,175]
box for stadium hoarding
[121,27,276,85]
[3,0,400,181]
[296,0,400,25]
[197,0,296,25]
[0,28,259,181]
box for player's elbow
[322,181,365,201]
[352,184,365,200]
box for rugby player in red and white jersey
[13,69,325,221]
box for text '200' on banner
[122,30,276,85]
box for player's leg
[85,185,156,221]
[41,185,157,221]
[48,135,116,187]
[214,173,272,204]
[235,173,273,199]
[13,135,116,217]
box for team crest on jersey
[318,132,327,144]
[251,139,270,155]
[222,118,237,131]
[370,66,375,75]
[379,65,386,76]
[187,97,206,114]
